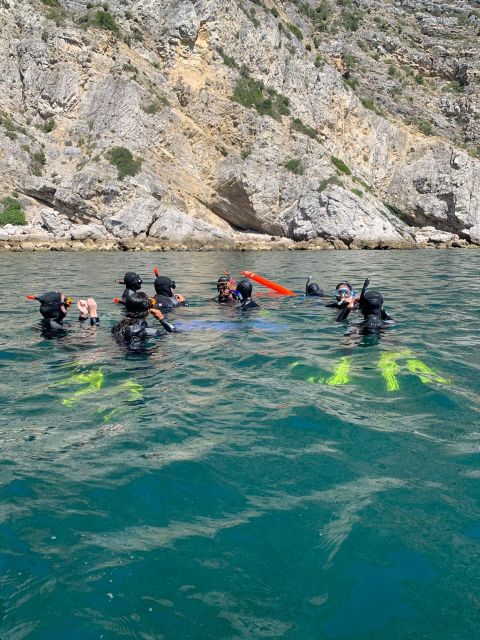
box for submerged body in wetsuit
[112,292,174,347]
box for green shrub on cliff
[231,71,290,119]
[291,117,318,140]
[91,10,118,33]
[284,158,304,175]
[331,156,351,176]
[31,150,46,176]
[0,197,26,226]
[318,176,343,192]
[108,146,142,179]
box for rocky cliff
[0,0,479,250]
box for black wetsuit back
[152,294,180,313]
[112,318,164,347]
[238,298,259,311]
[122,288,137,303]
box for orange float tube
[241,270,297,296]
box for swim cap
[123,272,143,291]
[154,276,176,297]
[236,279,252,300]
[359,290,383,316]
[307,282,323,296]
[125,292,150,317]
[37,291,67,321]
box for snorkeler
[111,292,174,344]
[151,274,186,313]
[337,282,394,331]
[305,276,324,297]
[120,272,143,303]
[216,273,239,303]
[357,290,394,332]
[29,291,99,336]
[325,281,357,309]
[236,279,259,311]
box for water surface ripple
[0,250,479,639]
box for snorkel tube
[306,276,311,295]
[358,277,370,309]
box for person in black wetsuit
[151,275,186,313]
[32,291,100,337]
[236,279,259,311]
[215,274,239,303]
[112,292,174,345]
[121,272,143,303]
[305,276,324,297]
[357,290,393,333]
[337,289,394,331]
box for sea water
[0,249,479,640]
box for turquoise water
[0,249,479,640]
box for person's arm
[87,298,99,325]
[336,305,352,322]
[150,308,175,333]
[77,299,100,325]
[77,299,89,321]
[336,296,357,322]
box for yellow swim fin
[406,359,449,385]
[378,353,401,392]
[326,357,351,386]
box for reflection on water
[0,249,479,639]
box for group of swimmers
[28,269,393,343]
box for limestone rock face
[149,207,231,243]
[103,197,160,239]
[0,0,479,249]
[387,147,480,236]
[290,187,413,247]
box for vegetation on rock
[107,147,142,180]
[0,197,26,226]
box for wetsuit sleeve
[159,318,175,333]
[325,301,340,308]
[336,306,352,322]
[79,315,100,325]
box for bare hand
[87,298,98,317]
[77,299,89,317]
[150,308,165,320]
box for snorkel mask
[335,281,354,301]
